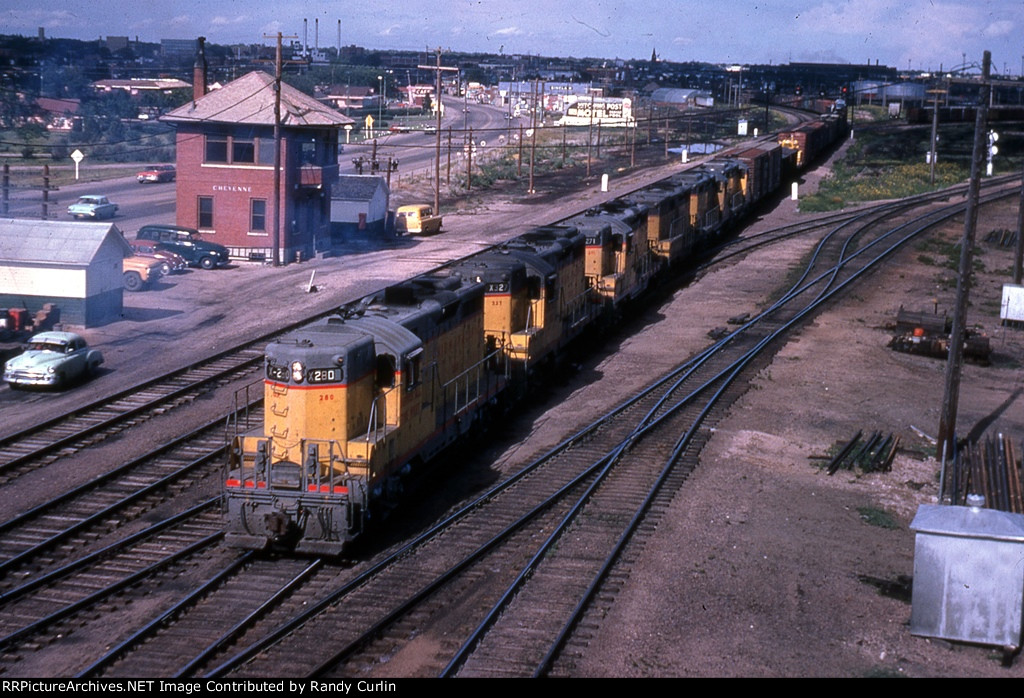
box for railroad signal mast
[986,130,999,176]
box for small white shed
[330,175,390,242]
[0,219,132,327]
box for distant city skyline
[4,0,1023,74]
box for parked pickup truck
[123,255,164,292]
[395,204,442,235]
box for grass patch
[799,121,1023,211]
[858,506,899,529]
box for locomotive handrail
[443,349,504,416]
[364,394,385,445]
[563,286,595,330]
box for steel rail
[0,498,219,605]
[75,551,258,678]
[0,409,244,578]
[0,533,223,650]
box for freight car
[224,111,848,554]
[906,106,1024,125]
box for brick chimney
[193,36,207,101]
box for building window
[205,136,228,163]
[198,196,214,228]
[232,138,255,163]
[205,132,269,164]
[258,138,276,164]
[300,140,317,164]
[250,199,267,232]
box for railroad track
[0,347,266,485]
[228,185,1018,678]
[0,180,1017,677]
[0,415,232,588]
[128,189,992,677]
[0,502,227,668]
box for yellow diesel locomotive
[224,113,848,553]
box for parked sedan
[136,224,230,269]
[136,164,176,183]
[130,243,188,276]
[68,195,118,219]
[3,331,103,389]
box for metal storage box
[1001,284,1024,323]
[910,502,1024,649]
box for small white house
[0,219,132,327]
[330,175,390,242]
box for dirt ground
[524,171,1024,677]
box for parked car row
[62,191,232,289]
[120,225,230,291]
[136,224,230,270]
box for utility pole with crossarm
[418,48,458,216]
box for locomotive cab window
[527,276,542,300]
[545,278,557,302]
[404,349,423,391]
[376,354,397,390]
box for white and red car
[136,164,176,183]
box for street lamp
[377,75,383,134]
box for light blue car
[68,194,118,219]
[3,331,103,389]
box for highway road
[3,97,522,232]
[343,98,527,178]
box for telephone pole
[937,50,991,460]
[263,31,297,266]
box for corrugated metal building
[330,175,391,241]
[650,88,713,108]
[0,219,132,327]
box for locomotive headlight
[291,361,305,383]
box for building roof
[93,78,191,92]
[650,88,706,104]
[35,96,81,115]
[331,175,389,202]
[322,85,374,99]
[161,71,354,128]
[0,219,131,265]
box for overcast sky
[5,0,1022,74]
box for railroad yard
[1,135,1023,678]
